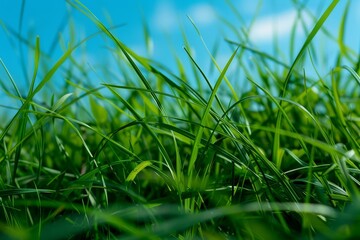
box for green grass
[1,0,360,239]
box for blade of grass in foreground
[104,86,176,178]
[0,37,74,145]
[2,37,40,181]
[187,47,239,182]
[273,0,339,164]
[342,65,360,86]
[187,17,252,136]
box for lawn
[1,0,360,239]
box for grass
[1,0,360,239]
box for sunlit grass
[1,0,360,239]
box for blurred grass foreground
[1,0,360,239]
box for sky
[0,0,359,99]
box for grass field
[1,0,360,239]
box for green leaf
[51,93,73,112]
[126,161,152,182]
[89,96,108,124]
[273,0,340,166]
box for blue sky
[0,0,359,96]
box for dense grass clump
[1,0,360,239]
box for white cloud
[152,3,178,32]
[249,10,312,43]
[187,4,216,26]
[241,1,259,14]
[152,3,217,32]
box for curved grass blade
[274,0,340,167]
[188,47,239,180]
[126,161,152,182]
